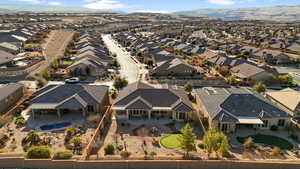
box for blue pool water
[40,122,72,131]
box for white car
[65,77,80,84]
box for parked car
[65,77,80,84]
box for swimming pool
[40,122,72,131]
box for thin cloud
[84,0,125,9]
[48,1,62,5]
[208,0,235,5]
[16,0,42,4]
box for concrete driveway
[102,34,140,83]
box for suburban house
[0,83,24,115]
[266,88,300,117]
[195,87,291,133]
[29,84,109,119]
[66,58,107,77]
[151,57,197,77]
[230,63,275,82]
[0,50,18,67]
[113,82,194,121]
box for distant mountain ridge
[174,5,300,22]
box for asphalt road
[102,34,140,83]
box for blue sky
[4,0,300,12]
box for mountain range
[174,6,300,22]
[0,3,300,22]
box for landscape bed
[237,134,294,150]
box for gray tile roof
[31,84,108,110]
[0,50,17,65]
[0,83,23,102]
[114,82,193,111]
[195,87,291,122]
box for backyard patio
[97,117,205,159]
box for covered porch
[30,103,89,119]
[115,108,188,121]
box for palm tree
[26,131,40,146]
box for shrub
[253,82,266,93]
[243,137,254,149]
[271,147,282,157]
[26,146,51,159]
[15,117,26,127]
[65,127,76,137]
[0,134,9,148]
[120,151,131,159]
[53,150,73,160]
[104,144,115,155]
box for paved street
[102,34,140,83]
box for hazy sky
[4,0,300,12]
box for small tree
[178,123,196,158]
[184,83,193,94]
[113,76,128,90]
[203,129,229,156]
[253,82,266,93]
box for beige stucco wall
[1,158,300,169]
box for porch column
[32,109,35,120]
[172,111,176,120]
[82,108,87,117]
[126,110,129,119]
[148,110,151,120]
[57,109,61,119]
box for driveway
[102,34,140,83]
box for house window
[178,112,186,120]
[87,105,94,112]
[262,120,269,128]
[278,119,285,127]
[221,124,228,132]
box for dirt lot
[28,30,74,79]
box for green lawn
[237,134,294,150]
[62,61,74,65]
[25,43,41,48]
[160,134,182,149]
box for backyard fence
[81,105,113,160]
[0,157,300,169]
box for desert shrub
[243,137,254,149]
[271,147,282,157]
[15,117,26,127]
[65,127,76,137]
[53,150,73,160]
[104,144,115,155]
[120,151,131,159]
[253,82,266,93]
[26,146,51,159]
[0,134,9,148]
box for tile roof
[195,87,291,122]
[30,84,108,110]
[113,82,193,111]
